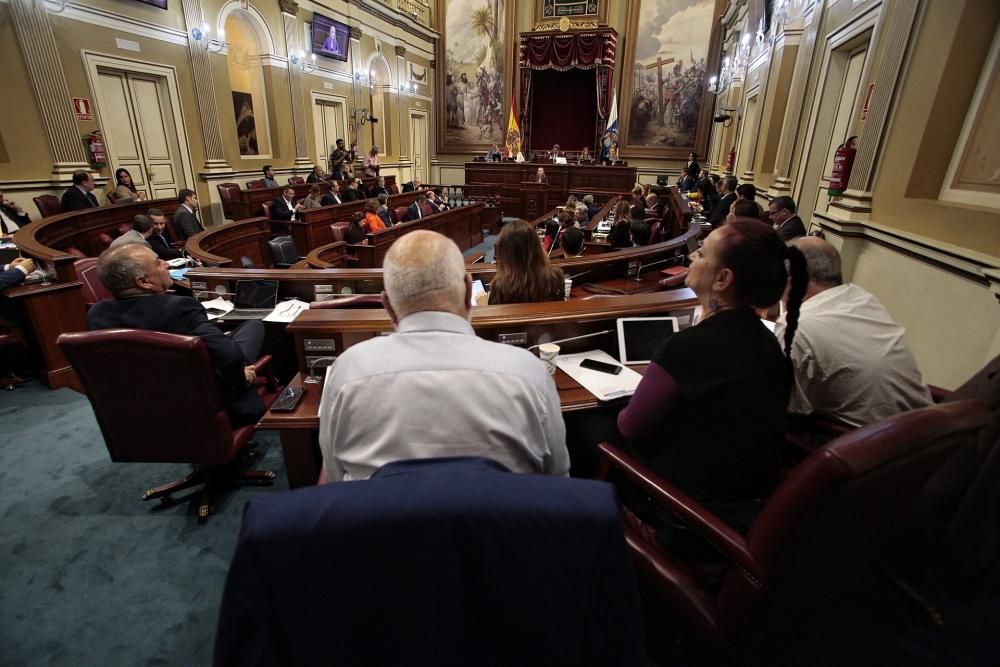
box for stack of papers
[201,297,234,320]
[263,299,309,323]
[556,350,643,401]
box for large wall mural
[619,0,724,159]
[437,0,514,152]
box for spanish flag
[504,94,521,158]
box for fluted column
[769,2,823,196]
[10,0,92,180]
[280,1,312,168]
[829,0,921,220]
[181,0,231,172]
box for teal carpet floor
[0,381,289,666]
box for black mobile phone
[580,358,623,375]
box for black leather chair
[267,235,300,269]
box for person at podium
[532,167,548,184]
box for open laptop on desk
[222,280,280,320]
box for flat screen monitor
[311,13,350,62]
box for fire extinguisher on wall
[83,131,107,170]
[725,146,736,173]
[828,136,857,197]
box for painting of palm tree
[438,0,512,151]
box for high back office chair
[287,176,305,185]
[267,235,300,268]
[246,179,265,189]
[58,329,280,521]
[33,194,61,218]
[73,258,112,307]
[216,183,241,219]
[215,457,645,665]
[595,399,988,657]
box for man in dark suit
[368,176,392,198]
[172,189,204,240]
[0,191,31,236]
[708,175,738,228]
[404,194,430,221]
[340,179,363,202]
[270,186,302,235]
[87,244,266,426]
[305,165,328,184]
[376,194,393,228]
[146,208,182,260]
[401,177,422,193]
[769,195,807,243]
[320,180,343,207]
[60,170,99,212]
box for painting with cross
[620,0,723,157]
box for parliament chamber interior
[1,0,998,664]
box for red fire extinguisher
[84,131,107,169]
[828,136,857,197]
[725,146,736,173]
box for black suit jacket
[173,206,204,240]
[0,203,30,234]
[319,192,342,207]
[686,161,701,178]
[776,215,807,242]
[61,187,98,212]
[340,188,362,202]
[404,202,428,222]
[709,193,737,227]
[369,186,392,198]
[401,181,417,193]
[87,293,264,425]
[148,233,182,260]
[270,197,297,222]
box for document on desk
[201,297,234,321]
[263,299,310,323]
[556,350,643,401]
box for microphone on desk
[526,329,614,351]
[305,356,338,384]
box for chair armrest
[251,355,272,374]
[596,442,762,579]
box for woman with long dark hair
[344,212,367,245]
[697,177,720,219]
[488,219,565,305]
[606,199,633,249]
[113,168,145,202]
[616,218,808,530]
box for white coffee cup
[538,343,560,376]
[564,277,573,300]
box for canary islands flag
[601,91,619,160]
[505,94,521,158]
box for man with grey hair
[318,230,569,482]
[109,214,155,251]
[87,244,267,426]
[774,237,931,427]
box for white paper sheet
[555,349,643,401]
[201,296,234,320]
[263,299,310,323]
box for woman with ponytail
[616,217,808,530]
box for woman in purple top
[616,218,808,530]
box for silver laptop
[224,280,280,320]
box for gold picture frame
[532,0,607,31]
[436,0,516,153]
[618,0,725,160]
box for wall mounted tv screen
[311,13,350,62]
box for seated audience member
[0,190,31,236]
[112,168,144,202]
[369,176,392,197]
[727,199,762,224]
[630,185,645,209]
[1,257,35,290]
[320,181,343,207]
[363,199,386,233]
[109,214,155,251]
[561,227,585,257]
[629,220,651,246]
[578,146,592,163]
[172,189,203,240]
[87,245,266,426]
[775,237,932,427]
[318,230,569,481]
[488,220,565,305]
[645,193,663,217]
[564,194,579,208]
[735,182,757,204]
[548,144,562,159]
[301,185,324,210]
[344,212,367,245]
[61,170,99,212]
[573,203,589,226]
[583,194,601,220]
[270,186,303,236]
[697,178,720,218]
[402,177,423,193]
[146,208,182,260]
[769,195,806,243]
[709,173,722,191]
[262,165,279,189]
[708,176,737,228]
[617,218,808,529]
[331,163,351,181]
[404,194,430,221]
[544,210,575,252]
[678,172,697,192]
[486,144,503,161]
[426,190,447,212]
[606,201,633,249]
[306,165,328,184]
[533,167,548,184]
[376,193,393,228]
[340,179,363,202]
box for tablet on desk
[616,316,679,365]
